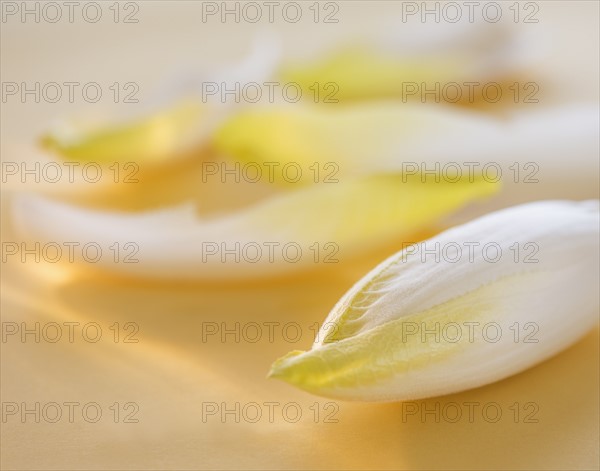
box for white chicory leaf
[269,200,600,401]
[10,174,497,280]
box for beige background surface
[1,1,599,470]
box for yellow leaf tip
[267,350,306,380]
